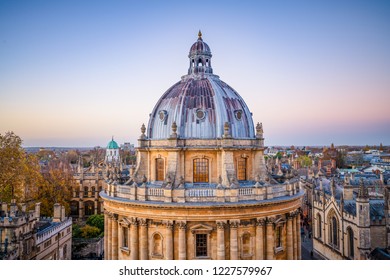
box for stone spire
[331,177,336,197]
[357,178,368,199]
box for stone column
[293,215,297,260]
[286,214,293,260]
[216,221,226,260]
[266,218,274,260]
[178,221,187,260]
[94,200,98,215]
[229,220,239,260]
[297,212,301,260]
[78,200,84,219]
[130,218,139,260]
[139,219,148,260]
[164,220,174,260]
[107,214,112,260]
[112,214,119,260]
[104,212,108,260]
[255,218,265,259]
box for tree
[298,155,312,167]
[86,214,104,233]
[0,132,43,203]
[80,225,101,239]
[35,164,75,216]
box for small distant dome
[107,138,119,149]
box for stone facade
[311,176,390,260]
[71,159,105,220]
[0,201,72,260]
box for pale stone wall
[103,195,303,260]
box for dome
[147,32,255,140]
[107,138,119,149]
[189,31,211,56]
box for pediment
[190,223,214,234]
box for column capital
[177,221,187,230]
[256,218,266,226]
[139,218,148,227]
[229,220,240,228]
[110,213,118,221]
[216,220,226,230]
[287,212,295,219]
[266,217,275,224]
[130,217,138,226]
[163,220,174,229]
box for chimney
[53,203,61,222]
[61,205,66,222]
[21,203,26,213]
[35,202,41,220]
[380,172,384,184]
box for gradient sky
[0,0,389,147]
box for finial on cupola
[198,30,202,40]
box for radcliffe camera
[0,0,389,272]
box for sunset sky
[0,0,389,147]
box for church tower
[356,178,371,259]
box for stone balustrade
[104,179,301,204]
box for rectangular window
[237,158,247,180]
[275,227,282,248]
[193,158,209,183]
[122,227,129,248]
[196,234,207,257]
[156,158,165,181]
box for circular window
[235,110,243,120]
[159,110,167,121]
[196,109,206,120]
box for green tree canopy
[86,214,104,232]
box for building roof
[107,138,119,149]
[147,33,255,140]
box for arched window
[317,214,322,239]
[347,227,354,259]
[198,58,203,66]
[193,158,209,183]
[152,233,163,257]
[156,158,165,181]
[70,201,79,216]
[329,216,338,247]
[237,158,247,180]
[84,201,94,216]
[206,59,209,67]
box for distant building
[0,201,72,260]
[71,138,129,220]
[105,137,121,163]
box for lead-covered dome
[147,32,255,140]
